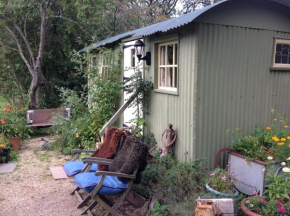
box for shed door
[123,40,143,127]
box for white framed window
[158,40,178,91]
[273,39,290,68]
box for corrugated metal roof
[80,0,227,52]
[80,0,290,52]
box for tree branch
[3,25,34,76]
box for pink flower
[278,208,286,213]
[255,207,260,210]
[246,200,250,204]
[221,175,227,181]
[253,190,258,195]
[18,106,23,111]
[276,201,282,207]
[250,204,254,207]
[1,119,5,124]
[288,202,290,205]
[264,201,268,204]
[3,108,7,112]
[258,199,263,202]
[209,173,215,176]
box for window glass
[273,39,290,67]
[167,44,173,65]
[158,40,178,91]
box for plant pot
[0,149,11,163]
[205,183,239,197]
[240,199,262,216]
[8,137,21,152]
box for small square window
[158,40,178,91]
[273,39,290,68]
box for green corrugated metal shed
[84,0,290,167]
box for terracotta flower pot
[8,137,21,152]
[240,199,262,216]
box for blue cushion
[74,172,129,195]
[63,161,98,177]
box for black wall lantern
[123,39,151,65]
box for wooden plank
[49,167,68,179]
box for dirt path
[0,136,84,216]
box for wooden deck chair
[74,158,137,216]
[72,136,149,216]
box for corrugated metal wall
[195,23,290,167]
[145,25,198,162]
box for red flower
[1,119,5,124]
[3,108,7,112]
[264,201,268,204]
[276,201,282,207]
[278,208,286,213]
[8,106,12,111]
[18,106,23,111]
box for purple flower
[221,175,227,181]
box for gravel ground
[0,136,84,216]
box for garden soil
[0,136,138,216]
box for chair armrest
[71,149,95,154]
[95,171,136,179]
[82,157,113,165]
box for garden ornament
[41,138,51,149]
[160,124,177,157]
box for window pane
[167,44,173,65]
[168,68,173,87]
[92,57,97,66]
[131,49,135,67]
[174,68,177,88]
[160,67,166,87]
[175,44,178,65]
[160,46,165,65]
[281,45,290,64]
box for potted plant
[0,106,31,152]
[227,110,290,195]
[205,167,239,197]
[240,158,290,215]
[0,134,12,163]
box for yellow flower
[287,136,290,140]
[76,133,79,138]
[274,118,277,121]
[0,144,6,149]
[262,168,266,173]
[281,138,286,142]
[285,125,289,129]
[288,144,290,147]
[287,157,290,160]
[266,127,271,130]
[277,142,285,146]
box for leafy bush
[133,155,208,214]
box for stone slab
[0,162,18,173]
[50,167,68,179]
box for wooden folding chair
[73,157,137,216]
[73,135,149,216]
